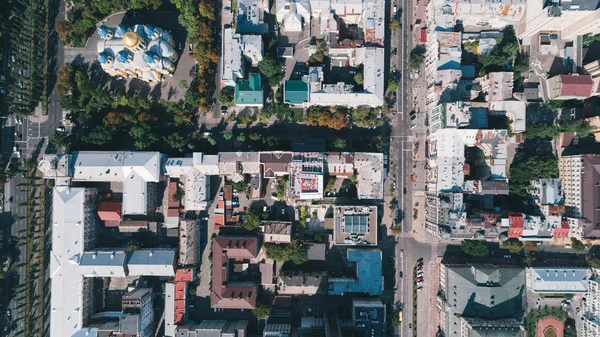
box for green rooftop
[235,73,263,106]
[284,79,309,104]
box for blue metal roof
[115,24,129,37]
[143,24,156,37]
[329,248,382,296]
[142,51,156,64]
[116,50,129,63]
[97,52,110,64]
[97,25,111,38]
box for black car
[399,271,403,279]
[393,48,397,55]
[411,114,416,120]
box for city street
[387,0,444,335]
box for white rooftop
[50,187,89,337]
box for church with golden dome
[96,24,179,83]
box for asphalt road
[1,1,65,336]
[387,0,437,335]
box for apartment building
[519,0,600,43]
[559,154,600,239]
[582,271,600,337]
[120,288,154,337]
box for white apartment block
[50,187,98,337]
[520,0,600,43]
[582,273,600,337]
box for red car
[410,175,414,182]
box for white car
[410,124,416,130]
[417,281,424,286]
[417,286,423,292]
[400,249,404,258]
[203,132,212,136]
[56,126,65,132]
[417,272,424,277]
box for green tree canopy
[218,86,235,104]
[571,237,585,251]
[354,72,364,85]
[509,152,558,197]
[264,240,309,264]
[408,46,426,70]
[258,58,284,87]
[252,301,272,319]
[504,238,524,253]
[461,240,489,257]
[333,138,347,149]
[238,211,261,231]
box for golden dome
[122,32,141,48]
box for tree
[408,46,426,70]
[126,239,141,253]
[172,190,183,202]
[198,0,216,20]
[571,237,585,251]
[207,136,217,146]
[55,20,72,40]
[588,257,600,268]
[389,19,401,31]
[504,238,524,253]
[258,58,284,87]
[264,240,308,264]
[387,79,398,92]
[223,132,233,140]
[287,240,309,264]
[239,211,261,231]
[509,152,558,197]
[333,138,347,149]
[218,86,235,103]
[178,80,188,88]
[523,256,536,267]
[252,301,272,319]
[354,72,364,85]
[237,133,246,142]
[461,240,489,257]
[320,111,349,130]
[351,106,383,128]
[249,133,261,141]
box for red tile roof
[211,236,258,309]
[508,214,524,238]
[560,75,593,98]
[175,268,194,282]
[167,208,179,217]
[97,201,121,221]
[168,182,179,208]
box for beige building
[584,60,600,96]
[519,0,600,43]
[559,154,600,239]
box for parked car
[400,249,404,257]
[399,271,403,279]
[393,48,397,55]
[416,287,422,292]
[410,124,417,130]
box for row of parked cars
[416,257,424,292]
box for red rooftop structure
[97,201,121,227]
[507,214,524,238]
[211,236,258,309]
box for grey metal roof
[560,0,600,11]
[119,314,140,334]
[529,267,589,293]
[446,266,526,318]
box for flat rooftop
[333,206,378,245]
